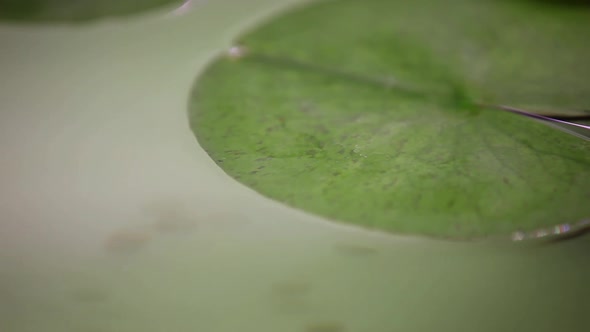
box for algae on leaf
[189,0,590,239]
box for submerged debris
[153,217,197,234]
[104,229,151,254]
[272,281,311,297]
[270,280,312,314]
[305,322,346,332]
[334,243,378,256]
[71,287,109,303]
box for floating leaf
[189,0,590,239]
[0,0,182,22]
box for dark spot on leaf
[315,125,329,133]
[307,149,318,157]
[382,181,397,190]
[299,101,315,113]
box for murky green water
[0,1,588,331]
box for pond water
[0,1,588,331]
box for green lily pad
[189,0,590,239]
[0,0,182,22]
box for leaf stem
[478,104,590,141]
